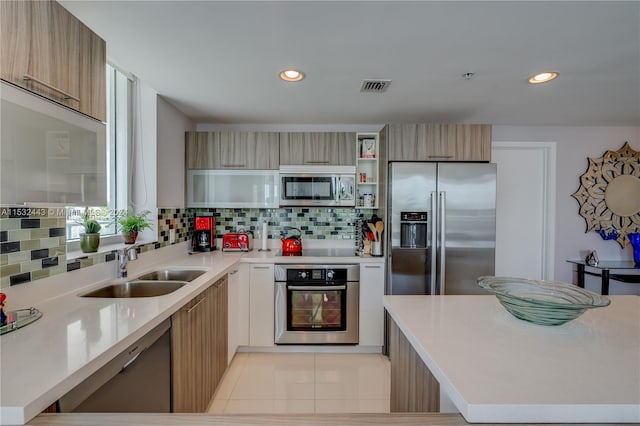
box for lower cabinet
[227,264,250,363]
[359,263,385,347]
[248,264,275,347]
[171,276,228,412]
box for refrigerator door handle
[430,191,437,295]
[439,191,447,295]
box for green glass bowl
[477,276,611,326]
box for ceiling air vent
[360,79,391,93]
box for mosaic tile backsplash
[0,207,67,287]
[194,208,357,240]
[0,206,362,288]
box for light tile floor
[208,352,391,414]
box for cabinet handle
[23,74,80,102]
[185,296,206,313]
[229,270,238,275]
[252,266,271,270]
[364,265,381,269]
[222,164,246,168]
[214,279,225,288]
[305,160,330,164]
[122,352,142,371]
[427,155,453,159]
[288,285,346,291]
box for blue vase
[629,233,640,264]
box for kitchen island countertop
[383,294,640,423]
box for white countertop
[0,242,381,425]
[383,295,640,423]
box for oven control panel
[286,268,348,282]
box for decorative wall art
[571,142,640,247]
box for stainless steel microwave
[279,166,356,207]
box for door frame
[491,142,557,280]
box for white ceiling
[60,1,640,126]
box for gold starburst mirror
[571,142,640,247]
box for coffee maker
[192,216,216,251]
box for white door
[492,143,556,280]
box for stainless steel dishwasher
[58,318,171,413]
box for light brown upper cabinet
[386,124,491,162]
[0,0,106,122]
[279,132,357,166]
[78,22,106,121]
[185,132,280,170]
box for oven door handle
[287,285,347,291]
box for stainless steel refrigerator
[386,162,496,295]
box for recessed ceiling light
[528,71,559,84]
[279,69,305,82]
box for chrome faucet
[117,245,138,278]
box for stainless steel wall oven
[275,264,359,345]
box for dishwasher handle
[121,351,142,371]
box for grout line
[313,352,317,413]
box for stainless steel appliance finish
[279,165,356,207]
[58,319,171,413]
[387,162,496,296]
[275,264,359,344]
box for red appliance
[192,216,216,252]
[281,227,303,254]
[222,233,253,252]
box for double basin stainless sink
[81,269,207,298]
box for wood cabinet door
[280,132,356,165]
[387,124,491,162]
[212,277,228,387]
[1,1,105,121]
[172,276,227,413]
[452,124,492,161]
[0,0,31,86]
[387,124,420,161]
[186,132,280,170]
[185,132,218,169]
[28,1,80,110]
[218,132,279,169]
[78,22,106,122]
[251,132,280,169]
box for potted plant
[118,208,152,244]
[78,212,102,253]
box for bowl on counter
[477,276,611,326]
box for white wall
[157,96,195,208]
[493,126,640,295]
[130,79,158,242]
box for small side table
[567,260,640,295]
